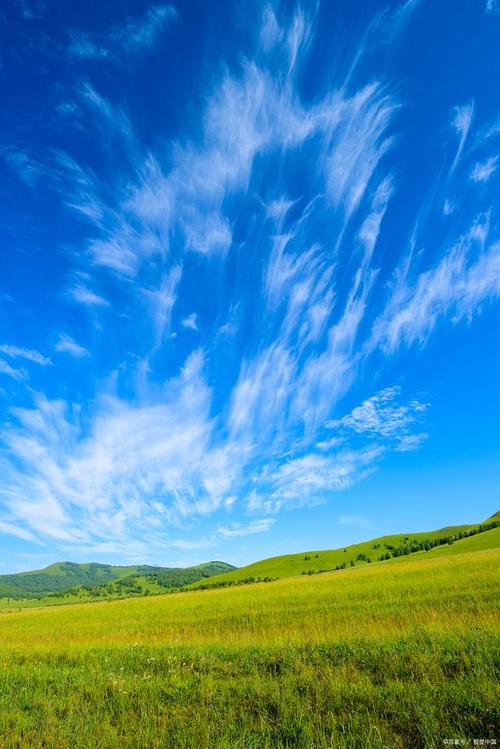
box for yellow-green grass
[0,547,498,748]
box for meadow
[0,541,498,748]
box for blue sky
[0,0,499,573]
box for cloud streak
[68,5,176,60]
[0,345,51,366]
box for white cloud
[1,147,47,187]
[371,218,500,352]
[182,313,199,331]
[260,6,282,51]
[315,436,344,451]
[358,177,394,264]
[217,518,275,537]
[0,359,25,381]
[143,266,182,346]
[228,343,295,446]
[241,387,429,516]
[0,345,51,366]
[322,83,396,222]
[68,33,110,60]
[450,101,474,172]
[327,386,428,450]
[15,0,46,20]
[251,447,383,515]
[55,334,90,358]
[443,199,454,216]
[71,286,110,307]
[0,351,242,548]
[395,433,428,452]
[0,519,38,543]
[68,4,176,60]
[470,156,497,183]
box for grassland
[0,541,498,748]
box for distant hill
[188,516,500,590]
[0,560,235,599]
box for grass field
[0,542,498,748]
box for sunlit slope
[189,519,498,587]
[412,525,500,557]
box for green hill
[190,516,499,589]
[0,560,235,599]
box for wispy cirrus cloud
[171,518,276,548]
[0,147,48,187]
[333,387,426,433]
[246,385,428,515]
[55,334,89,358]
[450,101,474,172]
[248,447,384,516]
[0,344,51,366]
[13,0,46,21]
[370,216,500,352]
[0,351,218,546]
[217,518,275,538]
[143,266,182,346]
[0,519,38,543]
[0,359,25,381]
[471,157,497,183]
[327,386,428,450]
[68,4,177,60]
[70,285,109,308]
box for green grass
[0,545,498,748]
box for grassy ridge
[0,547,498,748]
[189,519,498,588]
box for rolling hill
[189,515,500,589]
[0,560,235,599]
